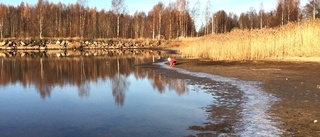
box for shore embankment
[0,38,164,50]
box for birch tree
[111,0,126,38]
[205,0,211,35]
[313,0,319,19]
[36,0,44,39]
[190,0,200,36]
[77,0,87,39]
[151,2,163,39]
[0,4,7,39]
[176,0,187,37]
[304,0,320,19]
[260,3,264,29]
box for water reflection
[112,58,130,106]
[0,50,281,136]
[0,50,187,107]
[0,50,216,137]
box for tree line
[0,0,319,39]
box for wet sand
[174,59,320,137]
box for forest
[0,0,319,40]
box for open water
[0,50,282,137]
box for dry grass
[177,19,320,61]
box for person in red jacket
[168,57,177,66]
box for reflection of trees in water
[111,58,130,107]
[0,54,188,103]
[36,83,53,98]
[78,82,90,98]
[169,79,186,95]
[0,57,109,98]
[112,74,129,107]
[145,69,187,95]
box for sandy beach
[173,59,320,136]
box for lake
[0,49,282,137]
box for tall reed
[178,19,320,60]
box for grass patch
[176,19,320,61]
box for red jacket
[169,58,176,66]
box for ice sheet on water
[155,61,283,136]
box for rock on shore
[0,39,164,50]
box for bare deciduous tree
[205,0,211,35]
[77,0,88,39]
[111,0,126,38]
[0,0,315,39]
[0,4,7,39]
[36,0,44,39]
[190,0,200,36]
[304,0,320,19]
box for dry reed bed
[179,19,320,60]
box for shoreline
[174,59,320,136]
[158,61,283,136]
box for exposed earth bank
[174,59,320,137]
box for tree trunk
[260,12,263,29]
[117,15,120,38]
[287,1,290,22]
[152,14,155,39]
[0,20,3,39]
[39,16,43,39]
[282,0,284,25]
[169,12,172,39]
[158,10,161,39]
[313,0,316,19]
[212,15,214,34]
